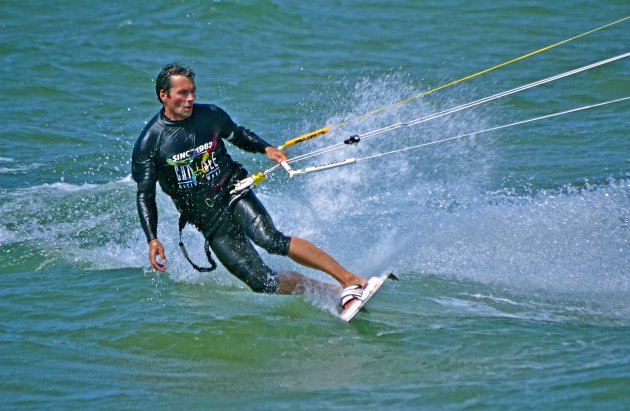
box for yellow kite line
[278,15,629,150]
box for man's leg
[276,271,340,295]
[210,221,280,293]
[232,191,367,291]
[287,237,367,289]
[210,214,342,295]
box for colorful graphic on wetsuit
[166,134,220,189]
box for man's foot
[340,284,365,310]
[340,274,368,291]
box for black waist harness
[177,165,249,272]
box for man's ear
[159,89,168,103]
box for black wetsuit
[131,104,290,293]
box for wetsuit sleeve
[131,127,160,243]
[213,105,272,153]
[135,179,158,242]
[227,125,273,154]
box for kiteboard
[340,271,397,322]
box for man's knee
[259,233,291,256]
[224,260,279,294]
[249,215,291,256]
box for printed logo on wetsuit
[166,134,220,188]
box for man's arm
[227,125,273,153]
[210,104,289,163]
[210,105,275,154]
[132,122,167,272]
[136,179,167,271]
[228,125,288,164]
[136,179,158,242]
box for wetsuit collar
[158,107,194,126]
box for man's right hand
[264,146,288,164]
[149,239,167,271]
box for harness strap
[178,214,217,272]
[177,175,253,273]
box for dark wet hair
[155,63,195,103]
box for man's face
[160,75,196,121]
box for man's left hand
[265,146,288,164]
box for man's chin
[180,108,193,118]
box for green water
[1,1,629,410]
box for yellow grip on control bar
[252,172,267,185]
[278,127,329,150]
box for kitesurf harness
[177,171,254,272]
[178,215,217,272]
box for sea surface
[1,1,629,410]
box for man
[132,63,366,306]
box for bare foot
[340,283,365,311]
